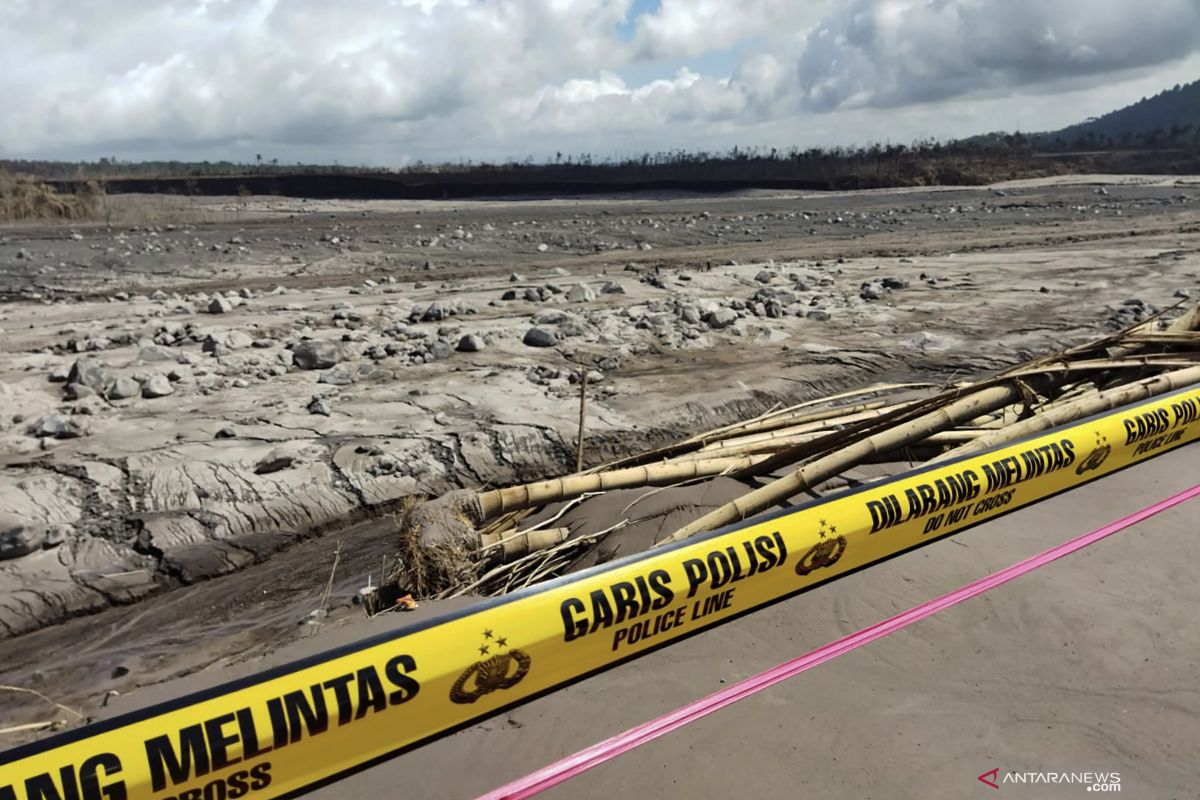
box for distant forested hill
[1042,79,1200,149]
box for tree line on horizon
[2,78,1198,203]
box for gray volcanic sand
[0,177,1198,798]
[3,176,1199,638]
[90,443,1200,799]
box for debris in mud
[385,302,1200,600]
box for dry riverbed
[0,177,1198,746]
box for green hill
[1041,79,1200,149]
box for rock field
[1,176,1198,638]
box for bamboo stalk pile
[383,302,1200,601]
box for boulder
[106,376,141,400]
[208,296,235,314]
[566,284,597,303]
[32,414,82,439]
[859,283,885,301]
[141,375,175,398]
[307,396,332,416]
[293,340,340,370]
[64,383,97,400]
[456,334,486,353]
[706,308,737,329]
[318,366,355,386]
[523,328,557,348]
[67,357,106,389]
[421,302,448,322]
[137,345,177,363]
[532,309,570,325]
[0,516,46,560]
[254,449,296,475]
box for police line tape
[2,385,1198,800]
[476,482,1200,800]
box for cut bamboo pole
[476,454,770,519]
[655,384,1024,546]
[575,370,588,473]
[928,364,1200,463]
[673,426,990,462]
[479,527,570,560]
[590,400,895,474]
[694,404,904,453]
[1106,302,1200,359]
[679,383,932,444]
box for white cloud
[0,0,1197,163]
[794,0,1200,111]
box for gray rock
[566,284,597,303]
[48,364,71,383]
[0,516,46,560]
[137,345,177,363]
[307,396,332,416]
[67,357,106,389]
[601,281,626,294]
[64,383,97,400]
[880,277,909,290]
[755,270,774,283]
[202,330,254,355]
[457,334,486,353]
[523,327,557,348]
[254,449,295,475]
[106,376,141,400]
[141,374,175,398]
[680,306,702,325]
[32,413,82,439]
[859,283,885,301]
[806,309,832,321]
[706,308,738,329]
[428,341,454,360]
[208,295,234,314]
[43,524,68,549]
[318,365,355,386]
[501,289,518,301]
[532,309,571,325]
[293,340,340,370]
[421,302,448,322]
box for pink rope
[478,483,1200,800]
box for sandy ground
[1,177,1199,797]
[2,177,1198,639]
[74,443,1200,799]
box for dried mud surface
[1,176,1198,767]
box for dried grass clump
[0,172,102,222]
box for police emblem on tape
[1075,433,1111,475]
[450,629,531,704]
[795,520,848,576]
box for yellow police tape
[3,386,1199,800]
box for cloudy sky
[2,0,1199,165]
